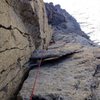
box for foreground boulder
[19,42,100,100]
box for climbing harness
[30,59,42,100]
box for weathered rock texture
[45,3,95,46]
[19,42,100,100]
[0,0,51,100]
[19,3,100,100]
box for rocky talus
[19,3,100,100]
[0,0,51,100]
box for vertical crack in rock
[85,64,100,100]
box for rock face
[19,42,100,100]
[19,2,100,100]
[45,3,95,46]
[0,0,52,100]
[45,3,80,28]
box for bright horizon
[44,0,100,43]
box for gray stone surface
[19,43,100,100]
[53,32,94,46]
[45,3,89,39]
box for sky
[44,0,100,43]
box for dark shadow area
[32,94,64,100]
[29,51,76,70]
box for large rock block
[0,0,52,99]
[45,3,89,39]
[19,42,100,100]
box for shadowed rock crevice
[0,24,12,30]
[32,94,64,100]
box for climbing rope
[30,59,42,100]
